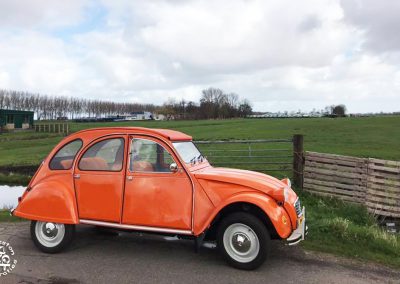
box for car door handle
[127,176,133,181]
[74,174,80,179]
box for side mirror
[169,162,178,172]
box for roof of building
[0,109,34,114]
[130,111,152,115]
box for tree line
[0,88,252,120]
[160,87,252,119]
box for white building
[153,113,166,120]
[127,111,153,120]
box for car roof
[73,127,192,141]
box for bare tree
[0,88,253,120]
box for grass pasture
[0,116,399,168]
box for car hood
[193,167,286,200]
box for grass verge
[0,209,23,222]
[299,190,400,268]
[0,173,31,186]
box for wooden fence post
[293,134,304,189]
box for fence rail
[34,123,70,135]
[304,151,400,218]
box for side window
[79,138,124,171]
[49,139,83,170]
[130,139,175,172]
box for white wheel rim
[35,222,65,248]
[223,223,260,263]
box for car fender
[13,174,78,224]
[195,191,292,238]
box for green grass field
[1,116,399,267]
[0,116,399,167]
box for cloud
[0,0,399,112]
[0,0,89,29]
[341,0,400,52]
[0,32,79,94]
[133,0,350,71]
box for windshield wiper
[197,154,204,162]
[190,156,197,164]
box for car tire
[30,220,75,253]
[217,212,271,270]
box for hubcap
[232,233,251,253]
[223,223,260,263]
[35,222,65,248]
[43,222,58,238]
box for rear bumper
[286,206,308,245]
[9,206,16,216]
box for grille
[294,198,302,216]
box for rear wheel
[217,212,270,270]
[30,221,75,253]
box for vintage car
[12,127,306,270]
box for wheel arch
[13,176,79,224]
[204,202,280,241]
[199,192,292,240]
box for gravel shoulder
[1,222,399,284]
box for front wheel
[217,212,271,270]
[30,221,75,253]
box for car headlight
[281,177,291,188]
[281,178,291,202]
[286,178,291,188]
[284,186,289,202]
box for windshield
[173,142,203,164]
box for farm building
[0,109,34,131]
[128,111,153,120]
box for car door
[122,136,193,230]
[74,135,127,223]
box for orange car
[12,127,306,270]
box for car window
[79,138,124,171]
[49,139,83,170]
[130,139,175,172]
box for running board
[79,219,193,235]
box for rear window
[49,139,83,170]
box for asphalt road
[0,222,399,284]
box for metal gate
[195,137,297,180]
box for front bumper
[286,206,308,246]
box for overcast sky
[0,0,399,113]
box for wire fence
[195,138,296,180]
